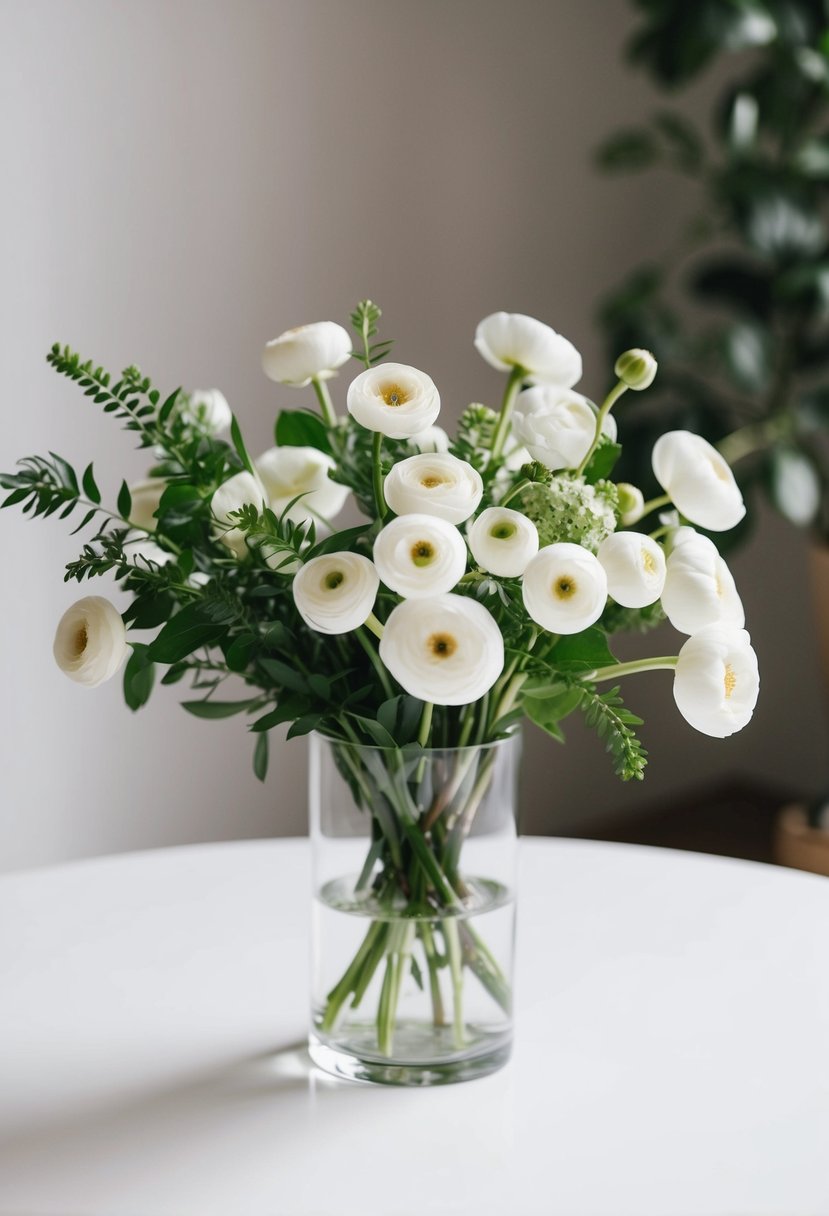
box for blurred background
[1,0,826,874]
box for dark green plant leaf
[117,479,132,519]
[181,699,257,719]
[123,644,155,712]
[253,731,269,781]
[275,409,333,455]
[146,602,227,663]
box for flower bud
[616,483,644,526]
[614,349,657,391]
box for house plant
[1,302,759,1084]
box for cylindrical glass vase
[308,731,521,1086]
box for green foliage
[350,300,393,368]
[598,0,829,539]
[275,409,333,454]
[578,684,648,782]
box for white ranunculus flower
[617,483,645,527]
[210,470,267,559]
[379,594,504,705]
[384,453,483,525]
[597,532,666,609]
[128,479,165,532]
[652,431,746,531]
[183,389,232,434]
[408,425,450,454]
[292,553,379,634]
[53,596,130,688]
[347,362,441,439]
[673,626,759,738]
[661,534,745,635]
[255,445,349,526]
[262,322,352,387]
[511,386,597,471]
[468,507,539,578]
[373,514,467,598]
[474,312,582,386]
[522,542,608,634]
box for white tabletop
[0,837,827,1216]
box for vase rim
[311,727,522,756]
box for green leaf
[158,388,181,425]
[225,633,258,672]
[275,409,333,455]
[551,628,617,671]
[286,713,322,740]
[305,524,372,559]
[146,602,227,663]
[348,714,397,748]
[123,644,155,712]
[584,440,622,484]
[230,414,255,475]
[253,731,269,781]
[117,479,132,520]
[160,662,189,685]
[251,697,308,732]
[82,463,101,504]
[181,699,257,719]
[69,508,98,535]
[258,657,308,693]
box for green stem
[355,627,393,699]
[717,417,786,467]
[575,379,629,478]
[489,366,525,464]
[648,524,671,541]
[372,431,387,521]
[499,477,531,508]
[443,919,465,1049]
[418,701,434,748]
[589,656,678,683]
[639,492,672,519]
[311,377,337,428]
[364,611,385,640]
[419,922,446,1027]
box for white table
[1,838,827,1216]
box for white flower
[292,553,379,634]
[255,446,349,526]
[468,507,539,577]
[408,425,450,454]
[597,532,666,609]
[511,386,597,471]
[53,596,130,688]
[379,594,504,705]
[183,389,232,434]
[347,362,440,438]
[474,312,582,385]
[661,534,745,635]
[652,431,746,531]
[522,543,608,634]
[128,479,165,532]
[123,533,174,568]
[614,349,657,391]
[617,483,645,527]
[262,322,352,387]
[384,453,483,524]
[673,626,759,738]
[373,514,467,598]
[210,470,266,559]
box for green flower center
[324,570,345,590]
[490,522,516,541]
[411,541,436,567]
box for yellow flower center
[411,541,435,568]
[420,475,448,489]
[73,626,88,657]
[642,549,657,575]
[723,663,737,699]
[324,570,345,590]
[427,632,457,659]
[554,576,577,600]
[381,383,409,407]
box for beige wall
[1,0,826,872]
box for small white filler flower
[255,446,349,526]
[379,594,504,705]
[522,542,608,634]
[511,386,598,471]
[210,470,267,559]
[652,431,746,531]
[673,625,759,738]
[292,553,379,635]
[262,322,352,387]
[373,514,467,598]
[347,362,441,438]
[53,596,130,687]
[468,507,539,578]
[384,453,483,524]
[474,312,582,385]
[596,532,666,609]
[661,533,745,635]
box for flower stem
[372,431,387,521]
[311,377,337,428]
[418,701,434,748]
[575,379,629,477]
[443,919,465,1049]
[589,656,678,683]
[499,477,531,508]
[356,627,393,699]
[364,611,385,640]
[639,492,672,519]
[489,366,525,464]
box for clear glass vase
[308,730,521,1086]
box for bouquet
[1,302,759,1080]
